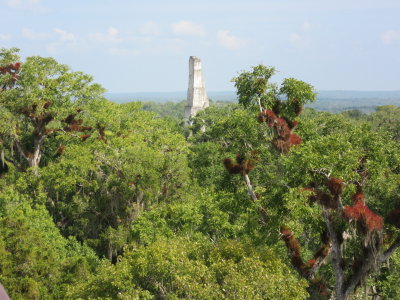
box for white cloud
[217,30,246,50]
[46,43,58,55]
[382,30,400,45]
[108,47,129,56]
[302,21,312,31]
[172,21,205,37]
[5,0,46,12]
[140,21,161,36]
[289,33,303,48]
[53,28,76,42]
[89,27,122,43]
[45,28,78,54]
[22,28,50,40]
[131,38,186,56]
[0,33,11,41]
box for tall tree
[0,48,104,171]
[227,65,400,299]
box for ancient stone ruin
[185,56,209,126]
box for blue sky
[1,0,400,92]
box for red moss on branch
[223,158,242,174]
[223,152,259,175]
[288,133,302,146]
[275,117,291,138]
[258,106,304,153]
[281,225,331,297]
[280,226,302,257]
[319,192,339,209]
[305,259,316,268]
[352,192,365,203]
[262,109,278,127]
[327,177,344,196]
[344,195,384,232]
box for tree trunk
[323,209,346,300]
[28,134,46,174]
[243,173,258,201]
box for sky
[1,0,400,93]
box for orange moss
[327,177,344,196]
[319,193,338,209]
[352,192,365,203]
[288,133,302,146]
[223,158,242,174]
[344,197,384,232]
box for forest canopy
[1,48,400,300]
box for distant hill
[104,91,237,103]
[105,90,400,113]
[317,90,400,100]
[313,90,400,113]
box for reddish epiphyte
[288,133,302,146]
[327,177,345,196]
[344,196,384,232]
[223,152,258,175]
[258,106,303,153]
[352,192,365,203]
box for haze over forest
[105,90,400,113]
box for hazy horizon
[104,90,400,106]
[106,89,400,94]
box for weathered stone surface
[185,56,209,126]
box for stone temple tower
[185,56,209,126]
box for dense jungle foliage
[1,48,400,299]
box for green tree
[225,65,400,299]
[0,188,100,299]
[232,64,316,113]
[368,105,400,141]
[35,101,192,260]
[67,237,309,300]
[0,48,104,171]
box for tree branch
[306,241,331,280]
[343,245,378,299]
[257,97,263,112]
[243,173,258,201]
[323,209,345,299]
[13,139,29,161]
[4,156,24,172]
[381,236,400,262]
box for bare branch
[13,139,28,161]
[4,156,24,172]
[243,173,258,202]
[381,236,400,262]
